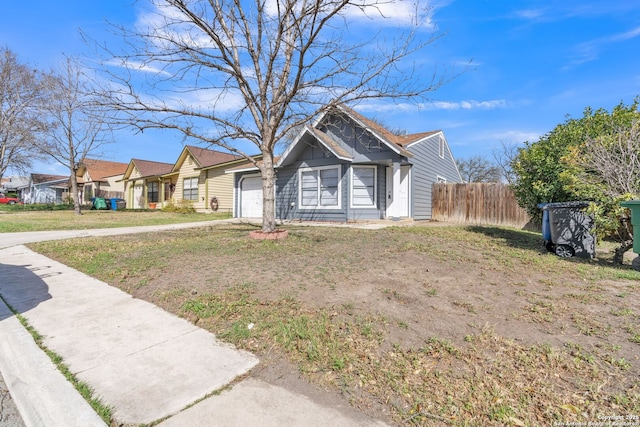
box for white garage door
[240,176,263,218]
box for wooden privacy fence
[432,183,532,228]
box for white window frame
[183,176,199,201]
[437,175,447,184]
[350,165,377,209]
[298,165,341,210]
[438,137,445,158]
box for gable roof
[336,105,431,154]
[171,145,245,173]
[306,126,353,161]
[125,159,174,180]
[187,145,244,168]
[78,159,128,182]
[277,105,421,167]
[30,173,69,184]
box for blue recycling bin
[538,203,552,242]
[110,198,126,210]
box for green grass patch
[0,209,230,233]
[27,223,640,426]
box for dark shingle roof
[131,159,174,178]
[186,146,244,168]
[338,105,440,149]
[31,173,69,184]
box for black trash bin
[540,202,596,259]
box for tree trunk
[260,150,277,233]
[613,240,633,265]
[69,161,82,216]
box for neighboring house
[230,105,462,221]
[0,176,29,199]
[122,159,174,209]
[24,173,70,204]
[76,159,129,202]
[162,145,256,213]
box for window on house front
[299,166,340,208]
[183,177,198,201]
[351,166,376,207]
[147,182,159,203]
[84,185,93,202]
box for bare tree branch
[37,57,115,215]
[456,155,501,183]
[578,119,640,196]
[94,0,452,231]
[0,48,48,179]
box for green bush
[161,199,196,214]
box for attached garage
[240,175,263,218]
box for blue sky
[2,1,640,175]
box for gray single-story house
[229,105,462,221]
[24,173,70,204]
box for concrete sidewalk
[0,222,391,426]
[0,218,241,250]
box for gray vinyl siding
[275,167,297,220]
[276,162,349,221]
[408,133,462,220]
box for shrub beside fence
[432,183,532,229]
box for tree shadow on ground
[465,226,543,251]
[465,225,640,272]
[0,263,52,321]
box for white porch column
[390,161,401,219]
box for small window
[437,175,447,184]
[147,182,159,203]
[84,184,93,202]
[439,137,445,158]
[351,166,377,208]
[183,177,198,201]
[299,166,341,209]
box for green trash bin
[92,197,108,210]
[620,200,640,255]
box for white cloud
[427,99,507,110]
[104,59,171,76]
[161,88,246,113]
[262,0,433,28]
[354,98,508,114]
[565,25,640,69]
[514,8,546,21]
[488,130,540,143]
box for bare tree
[492,140,519,184]
[456,155,501,183]
[578,120,640,196]
[38,58,114,215]
[99,0,449,232]
[0,47,48,180]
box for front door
[133,184,143,209]
[386,165,410,218]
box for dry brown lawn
[30,222,640,426]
